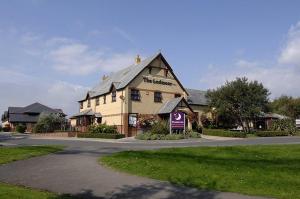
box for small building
[254,112,289,130]
[1,102,66,132]
[70,52,209,136]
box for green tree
[207,77,269,132]
[33,113,65,133]
[269,96,300,119]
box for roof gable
[158,97,194,114]
[81,52,188,100]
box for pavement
[1,134,299,199]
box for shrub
[147,120,169,135]
[2,124,11,132]
[33,113,65,133]
[136,132,185,140]
[271,119,297,135]
[77,133,125,139]
[185,131,202,138]
[15,124,26,133]
[203,129,247,138]
[88,124,118,134]
[255,131,289,137]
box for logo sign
[170,112,185,129]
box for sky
[1,0,300,117]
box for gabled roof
[158,97,193,114]
[8,107,24,114]
[6,102,66,123]
[9,114,39,123]
[79,52,188,101]
[21,102,63,114]
[186,88,209,106]
[70,109,102,119]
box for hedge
[77,133,125,139]
[255,131,289,137]
[203,129,247,138]
[15,124,26,133]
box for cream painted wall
[128,57,187,114]
[79,90,126,126]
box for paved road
[1,135,299,199]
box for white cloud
[200,62,300,98]
[278,21,300,66]
[49,43,102,75]
[48,42,135,75]
[200,21,300,99]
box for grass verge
[101,144,300,199]
[0,145,64,165]
[0,183,72,199]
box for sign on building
[170,112,185,133]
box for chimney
[135,55,141,64]
[102,75,108,81]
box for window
[148,67,152,74]
[112,90,116,102]
[154,91,162,102]
[96,97,100,106]
[175,94,181,98]
[131,89,140,101]
[87,98,91,107]
[164,69,168,77]
[80,102,83,109]
[97,117,102,124]
[103,95,106,104]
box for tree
[33,113,66,133]
[207,77,269,132]
[269,96,300,119]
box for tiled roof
[6,102,66,123]
[80,52,161,101]
[9,114,39,123]
[158,97,183,114]
[186,88,208,106]
[70,109,102,118]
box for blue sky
[1,0,300,116]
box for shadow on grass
[55,183,220,199]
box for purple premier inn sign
[170,112,185,131]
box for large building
[1,102,66,132]
[70,52,208,136]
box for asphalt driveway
[0,135,299,199]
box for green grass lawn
[0,145,68,199]
[0,183,72,199]
[101,144,300,199]
[0,145,64,165]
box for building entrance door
[128,113,138,137]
